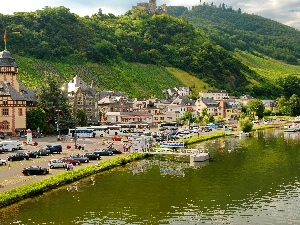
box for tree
[289,94,300,116]
[76,109,87,127]
[179,110,194,127]
[36,72,72,134]
[276,96,292,116]
[238,117,253,132]
[26,109,49,134]
[247,99,265,119]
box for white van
[0,140,19,151]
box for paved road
[0,135,127,192]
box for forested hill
[167,3,300,65]
[0,6,298,99]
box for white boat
[236,131,250,137]
[283,123,298,132]
[190,152,210,162]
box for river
[0,129,299,224]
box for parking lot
[0,135,128,192]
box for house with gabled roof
[239,95,255,106]
[163,87,192,99]
[262,100,277,112]
[168,96,196,118]
[64,75,98,124]
[196,97,221,117]
[219,99,242,120]
[200,90,229,101]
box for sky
[0,0,299,30]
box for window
[18,108,23,116]
[87,108,92,114]
[1,121,9,130]
[3,99,7,105]
[2,108,9,116]
[77,97,83,105]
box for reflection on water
[1,129,300,224]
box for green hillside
[234,51,300,82]
[16,56,187,98]
[2,5,300,99]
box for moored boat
[190,152,210,162]
[283,123,298,132]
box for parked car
[60,157,81,165]
[83,153,101,160]
[93,149,113,156]
[0,132,5,139]
[176,133,192,139]
[7,153,29,161]
[112,135,122,141]
[107,147,122,154]
[0,158,7,165]
[48,159,65,169]
[22,166,49,176]
[26,150,41,158]
[37,147,50,156]
[45,144,62,154]
[70,154,90,163]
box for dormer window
[3,99,8,105]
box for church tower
[0,32,27,136]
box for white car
[48,159,65,169]
[0,159,7,166]
[176,133,192,139]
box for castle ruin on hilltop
[133,0,167,13]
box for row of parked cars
[26,147,123,174]
[0,145,123,176]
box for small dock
[145,148,202,156]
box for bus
[117,123,150,134]
[68,128,95,138]
[87,126,108,137]
[158,122,180,131]
[88,125,121,136]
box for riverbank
[0,153,149,208]
[0,124,282,208]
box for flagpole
[4,29,6,50]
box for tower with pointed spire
[0,31,36,136]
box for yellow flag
[3,30,7,43]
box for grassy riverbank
[0,153,148,208]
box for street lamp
[56,110,61,141]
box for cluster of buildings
[0,46,277,136]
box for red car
[112,135,122,141]
[60,157,81,165]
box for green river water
[0,129,299,224]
